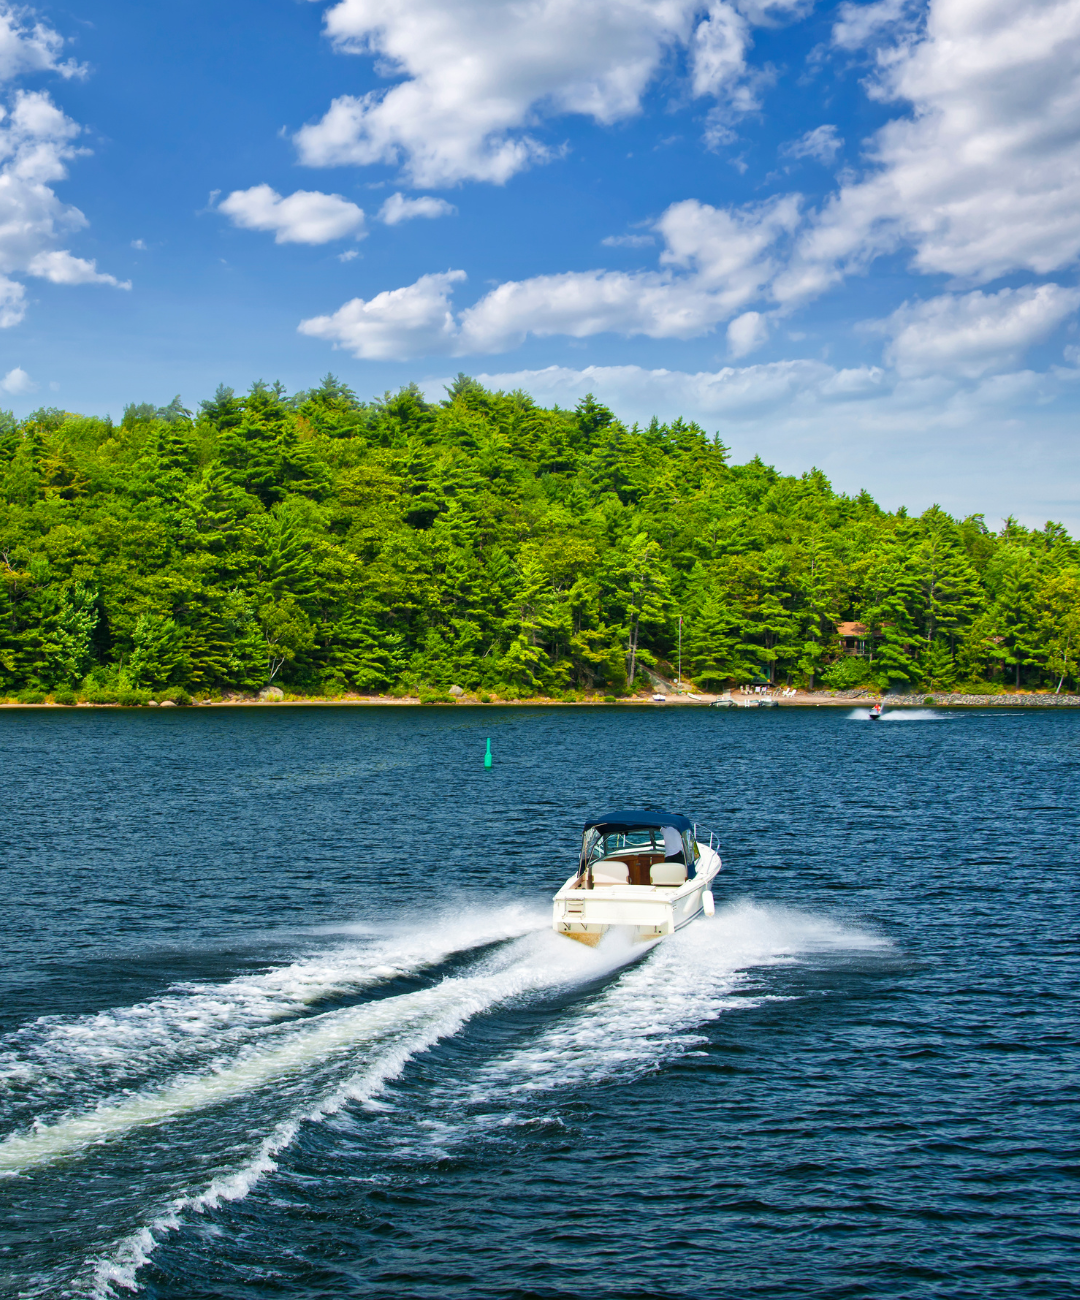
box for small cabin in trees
[837,622,875,656]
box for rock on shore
[803,690,1080,707]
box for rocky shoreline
[800,689,1080,707]
[2,688,1078,709]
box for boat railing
[693,823,721,853]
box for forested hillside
[0,374,1076,703]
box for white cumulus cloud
[877,284,1080,378]
[0,3,85,83]
[298,269,466,360]
[0,5,127,326]
[0,89,126,323]
[658,194,800,293]
[727,309,770,356]
[785,0,1080,301]
[0,277,24,327]
[453,195,799,352]
[378,192,456,224]
[780,124,842,163]
[830,0,916,52]
[0,364,34,394]
[27,249,129,287]
[690,2,751,98]
[299,194,802,359]
[294,0,790,185]
[219,184,366,244]
[456,268,709,352]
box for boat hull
[553,844,720,945]
[557,896,706,946]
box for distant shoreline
[2,690,1079,710]
[789,692,1080,709]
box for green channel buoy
[484,738,492,769]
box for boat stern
[552,879,704,945]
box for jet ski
[869,702,883,721]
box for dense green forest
[0,374,1076,704]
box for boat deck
[578,850,683,888]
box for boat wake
[846,708,951,722]
[469,901,885,1097]
[0,903,542,1122]
[0,902,889,1298]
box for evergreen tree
[0,382,1070,699]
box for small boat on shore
[553,809,722,946]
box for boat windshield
[582,824,694,868]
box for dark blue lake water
[0,704,1077,1299]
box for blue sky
[0,0,1078,529]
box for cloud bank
[295,0,803,185]
[299,0,1080,377]
[0,3,84,83]
[878,285,1080,379]
[419,360,1080,530]
[0,6,126,327]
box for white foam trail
[87,929,632,1297]
[0,903,543,1096]
[89,1119,295,1297]
[845,707,950,722]
[434,902,889,1120]
[0,927,603,1176]
[81,907,887,1298]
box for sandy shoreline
[2,690,1078,709]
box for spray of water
[0,923,617,1177]
[85,927,643,1296]
[0,902,544,1114]
[845,708,951,722]
[75,902,888,1297]
[411,901,888,1156]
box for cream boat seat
[650,862,688,886]
[591,860,630,885]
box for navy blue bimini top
[583,809,693,834]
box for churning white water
[39,902,891,1297]
[845,708,952,722]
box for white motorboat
[553,809,722,946]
